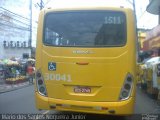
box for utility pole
[132,0,137,24]
[36,0,44,10]
[159,6,160,24]
[40,0,43,10]
[132,0,139,61]
[126,0,139,60]
[29,0,32,54]
[126,0,137,23]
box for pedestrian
[11,67,16,78]
[16,69,20,77]
[27,64,34,84]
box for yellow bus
[35,6,137,115]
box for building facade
[0,0,31,59]
[143,0,160,57]
[143,25,160,56]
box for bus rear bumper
[35,92,135,115]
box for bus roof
[43,6,132,14]
[44,0,133,12]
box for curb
[0,83,33,94]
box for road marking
[33,110,50,120]
[42,110,50,114]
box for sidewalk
[0,81,31,93]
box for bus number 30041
[45,73,72,82]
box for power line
[0,22,30,31]
[0,15,30,27]
[35,0,52,10]
[0,7,38,24]
[0,7,30,20]
[44,0,52,6]
[0,19,30,30]
[138,10,147,20]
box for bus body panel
[35,7,136,115]
[35,91,135,115]
[41,47,129,102]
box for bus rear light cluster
[36,70,47,96]
[119,74,133,100]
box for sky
[135,0,158,29]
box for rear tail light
[119,74,133,100]
[36,70,47,96]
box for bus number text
[45,73,72,82]
[104,16,122,24]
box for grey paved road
[0,85,41,114]
[0,85,159,120]
[135,86,160,114]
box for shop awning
[146,0,160,15]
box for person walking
[27,64,34,84]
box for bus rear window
[44,11,126,47]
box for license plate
[74,86,91,93]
